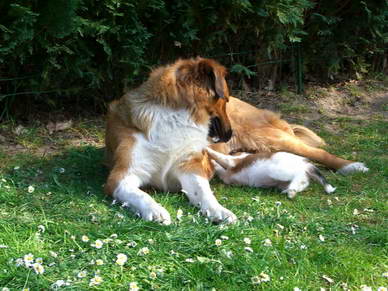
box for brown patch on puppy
[230,152,274,174]
[180,150,215,180]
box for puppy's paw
[202,205,237,224]
[282,189,297,199]
[140,203,171,225]
[337,162,369,175]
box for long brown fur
[220,97,357,170]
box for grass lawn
[0,109,387,290]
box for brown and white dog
[207,147,336,199]
[211,97,369,174]
[104,57,237,225]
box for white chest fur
[130,105,210,190]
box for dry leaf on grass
[47,120,73,134]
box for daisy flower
[259,272,270,282]
[215,239,222,247]
[77,270,87,278]
[319,235,325,242]
[89,275,103,286]
[96,259,104,266]
[149,271,157,279]
[294,288,302,291]
[35,257,43,264]
[81,235,90,242]
[27,186,35,193]
[2,287,10,291]
[129,282,139,291]
[251,276,261,285]
[23,253,34,266]
[263,239,272,247]
[91,239,103,249]
[243,238,251,245]
[115,253,128,266]
[137,247,149,256]
[32,263,44,274]
[244,247,253,253]
[377,287,387,291]
[382,272,388,278]
[127,241,137,248]
[15,258,24,266]
[360,286,372,291]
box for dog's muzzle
[209,117,232,143]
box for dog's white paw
[140,203,171,225]
[202,204,237,224]
[337,162,369,175]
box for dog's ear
[176,58,229,99]
[198,58,229,99]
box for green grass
[0,119,387,290]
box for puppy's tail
[307,165,336,194]
[291,124,326,148]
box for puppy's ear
[198,58,229,99]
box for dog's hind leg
[282,173,310,199]
[105,141,171,225]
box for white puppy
[207,147,336,199]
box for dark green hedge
[0,0,387,118]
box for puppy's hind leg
[307,165,336,194]
[206,147,247,169]
[282,174,310,199]
[211,160,232,184]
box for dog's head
[172,57,232,143]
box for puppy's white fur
[207,148,336,199]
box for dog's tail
[307,165,336,194]
[291,124,326,148]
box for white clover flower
[115,253,128,266]
[215,239,222,247]
[89,275,103,286]
[149,271,157,280]
[23,253,34,266]
[177,209,183,221]
[137,247,149,256]
[27,186,35,193]
[243,238,251,245]
[32,263,44,274]
[96,259,104,266]
[129,282,139,291]
[244,247,253,253]
[127,241,137,248]
[319,235,325,242]
[77,270,87,278]
[49,251,58,258]
[263,239,272,247]
[220,235,229,240]
[360,286,372,291]
[91,239,103,249]
[81,235,89,242]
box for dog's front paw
[140,203,171,225]
[202,204,237,224]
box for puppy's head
[174,57,232,142]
